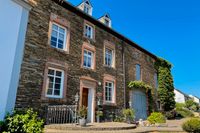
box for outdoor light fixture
[98,81,102,86]
[129,101,132,108]
[75,93,79,102]
[97,98,101,106]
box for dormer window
[77,0,93,16]
[98,14,112,28]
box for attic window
[83,2,92,15]
[105,18,110,27]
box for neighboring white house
[174,89,191,103]
[189,95,200,105]
[0,0,31,120]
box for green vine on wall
[128,81,153,91]
[155,58,176,112]
[128,81,154,113]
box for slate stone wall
[15,0,158,118]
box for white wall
[189,95,200,104]
[0,0,31,120]
[174,89,185,103]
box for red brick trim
[81,42,96,71]
[41,58,68,102]
[103,74,116,106]
[48,13,71,53]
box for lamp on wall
[129,101,132,108]
[75,93,79,102]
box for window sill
[81,66,96,71]
[103,102,116,106]
[48,45,69,54]
[41,96,67,102]
[103,65,115,69]
[83,36,96,42]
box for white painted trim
[12,0,32,11]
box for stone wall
[15,0,158,118]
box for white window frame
[46,67,64,98]
[50,22,67,50]
[105,48,113,67]
[136,64,141,81]
[104,18,111,27]
[84,24,93,39]
[83,49,94,69]
[105,81,114,103]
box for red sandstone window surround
[103,74,116,105]
[41,59,68,101]
[103,40,115,68]
[81,42,96,70]
[48,13,70,53]
[83,20,95,40]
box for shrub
[78,106,87,119]
[176,108,194,118]
[182,118,200,133]
[122,108,135,122]
[176,103,185,109]
[96,111,103,117]
[2,109,43,133]
[165,110,176,120]
[147,112,166,124]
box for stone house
[1,0,159,122]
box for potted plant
[122,108,135,124]
[96,111,103,123]
[78,106,87,127]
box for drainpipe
[122,42,126,108]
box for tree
[155,58,175,112]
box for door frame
[79,76,96,123]
[129,89,148,120]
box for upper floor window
[136,64,141,80]
[84,24,94,39]
[154,73,158,88]
[98,14,112,28]
[77,0,93,15]
[46,68,64,98]
[105,81,114,102]
[50,23,67,50]
[105,48,113,67]
[83,49,93,69]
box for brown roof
[52,0,158,59]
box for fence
[46,105,78,125]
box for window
[50,23,67,50]
[84,24,93,39]
[83,49,93,69]
[105,48,113,67]
[136,64,141,80]
[104,18,110,27]
[154,73,158,88]
[105,81,114,102]
[84,4,91,14]
[46,68,64,98]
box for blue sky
[68,0,200,97]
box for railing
[46,105,78,125]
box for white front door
[131,90,147,120]
[87,88,94,123]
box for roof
[175,88,190,98]
[52,0,158,60]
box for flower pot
[79,118,87,127]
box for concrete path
[45,119,187,133]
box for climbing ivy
[155,58,175,112]
[128,81,155,113]
[128,81,153,91]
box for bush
[176,108,194,118]
[122,108,135,123]
[147,112,166,124]
[176,103,185,109]
[2,109,44,133]
[78,106,87,119]
[182,118,200,133]
[165,110,176,120]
